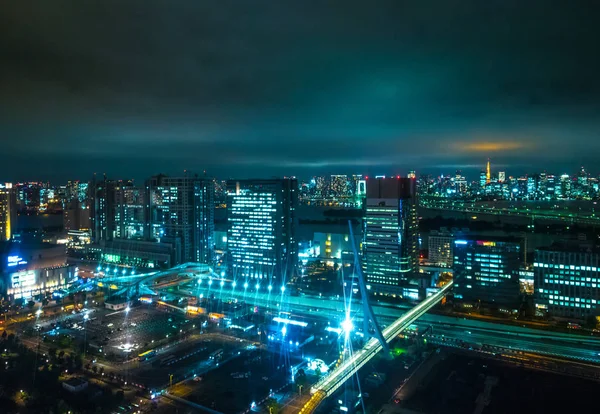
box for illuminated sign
[477,241,496,247]
[11,270,36,289]
[7,255,27,267]
[454,240,468,245]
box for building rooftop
[537,242,600,254]
[454,235,523,244]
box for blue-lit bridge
[299,281,454,414]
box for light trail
[299,281,453,413]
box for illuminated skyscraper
[479,170,487,190]
[226,178,297,285]
[147,174,214,264]
[114,185,146,239]
[90,175,119,243]
[453,236,522,308]
[559,174,571,199]
[0,183,16,242]
[486,158,491,184]
[364,177,418,294]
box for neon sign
[7,255,27,267]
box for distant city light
[280,286,286,293]
[232,281,237,288]
[244,282,249,289]
[268,285,273,291]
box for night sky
[1,1,599,182]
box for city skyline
[2,3,600,413]
[2,1,600,181]
[2,160,600,185]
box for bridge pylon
[347,221,391,357]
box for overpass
[299,281,454,414]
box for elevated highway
[298,282,454,413]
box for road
[422,324,600,363]
[173,283,600,361]
[298,282,454,414]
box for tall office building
[479,171,487,190]
[453,236,522,308]
[226,178,297,285]
[147,175,214,264]
[114,185,146,239]
[559,174,571,199]
[454,171,467,194]
[534,245,600,320]
[90,176,122,243]
[0,183,16,242]
[363,177,418,293]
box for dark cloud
[1,0,599,181]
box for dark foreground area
[405,352,599,414]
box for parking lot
[128,333,249,389]
[79,306,196,357]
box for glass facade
[453,238,521,308]
[114,185,145,239]
[147,175,214,264]
[364,177,418,292]
[226,179,297,285]
[534,249,600,319]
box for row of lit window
[548,301,593,308]
[541,275,598,282]
[542,279,597,287]
[534,263,600,272]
